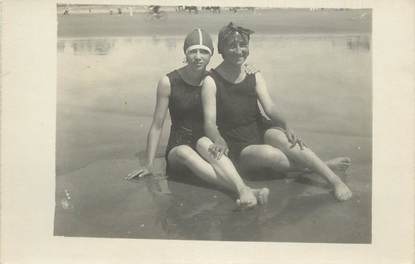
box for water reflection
[346,35,370,51]
[57,34,372,149]
[57,41,65,52]
[67,39,116,55]
[142,173,265,241]
[140,170,338,241]
[59,36,182,56]
[126,149,353,241]
[53,150,370,242]
[58,34,371,56]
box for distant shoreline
[58,9,371,38]
[58,32,371,41]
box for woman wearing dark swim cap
[202,22,353,201]
[127,28,269,208]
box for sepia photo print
[55,3,372,243]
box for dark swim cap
[183,28,214,55]
[217,22,254,54]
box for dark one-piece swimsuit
[165,70,205,177]
[209,69,273,163]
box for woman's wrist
[278,121,287,130]
[215,137,227,146]
[144,159,153,168]
[237,185,251,194]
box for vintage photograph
[54,4,372,243]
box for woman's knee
[195,137,214,159]
[196,137,213,151]
[241,145,289,166]
[264,128,289,148]
[259,145,287,163]
[168,145,197,165]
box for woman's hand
[244,63,259,74]
[208,139,229,160]
[285,128,307,150]
[125,164,154,180]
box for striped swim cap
[183,28,214,55]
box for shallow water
[56,34,371,242]
[58,34,371,133]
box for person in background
[150,5,161,15]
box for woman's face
[185,48,212,71]
[221,33,250,66]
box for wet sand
[55,9,372,242]
[55,107,371,243]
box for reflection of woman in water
[127,28,269,208]
[202,22,353,201]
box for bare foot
[236,187,257,209]
[326,157,351,172]
[252,188,270,205]
[333,182,353,201]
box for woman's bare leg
[196,137,269,206]
[261,128,352,201]
[239,145,351,174]
[168,145,232,188]
[168,143,268,207]
[239,144,293,173]
[325,157,351,171]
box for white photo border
[1,0,414,263]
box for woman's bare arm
[126,76,170,179]
[255,72,306,149]
[145,76,170,167]
[202,76,229,159]
[255,72,287,129]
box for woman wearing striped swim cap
[127,28,269,209]
[183,28,214,57]
[180,28,214,73]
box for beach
[58,8,371,37]
[55,8,372,243]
